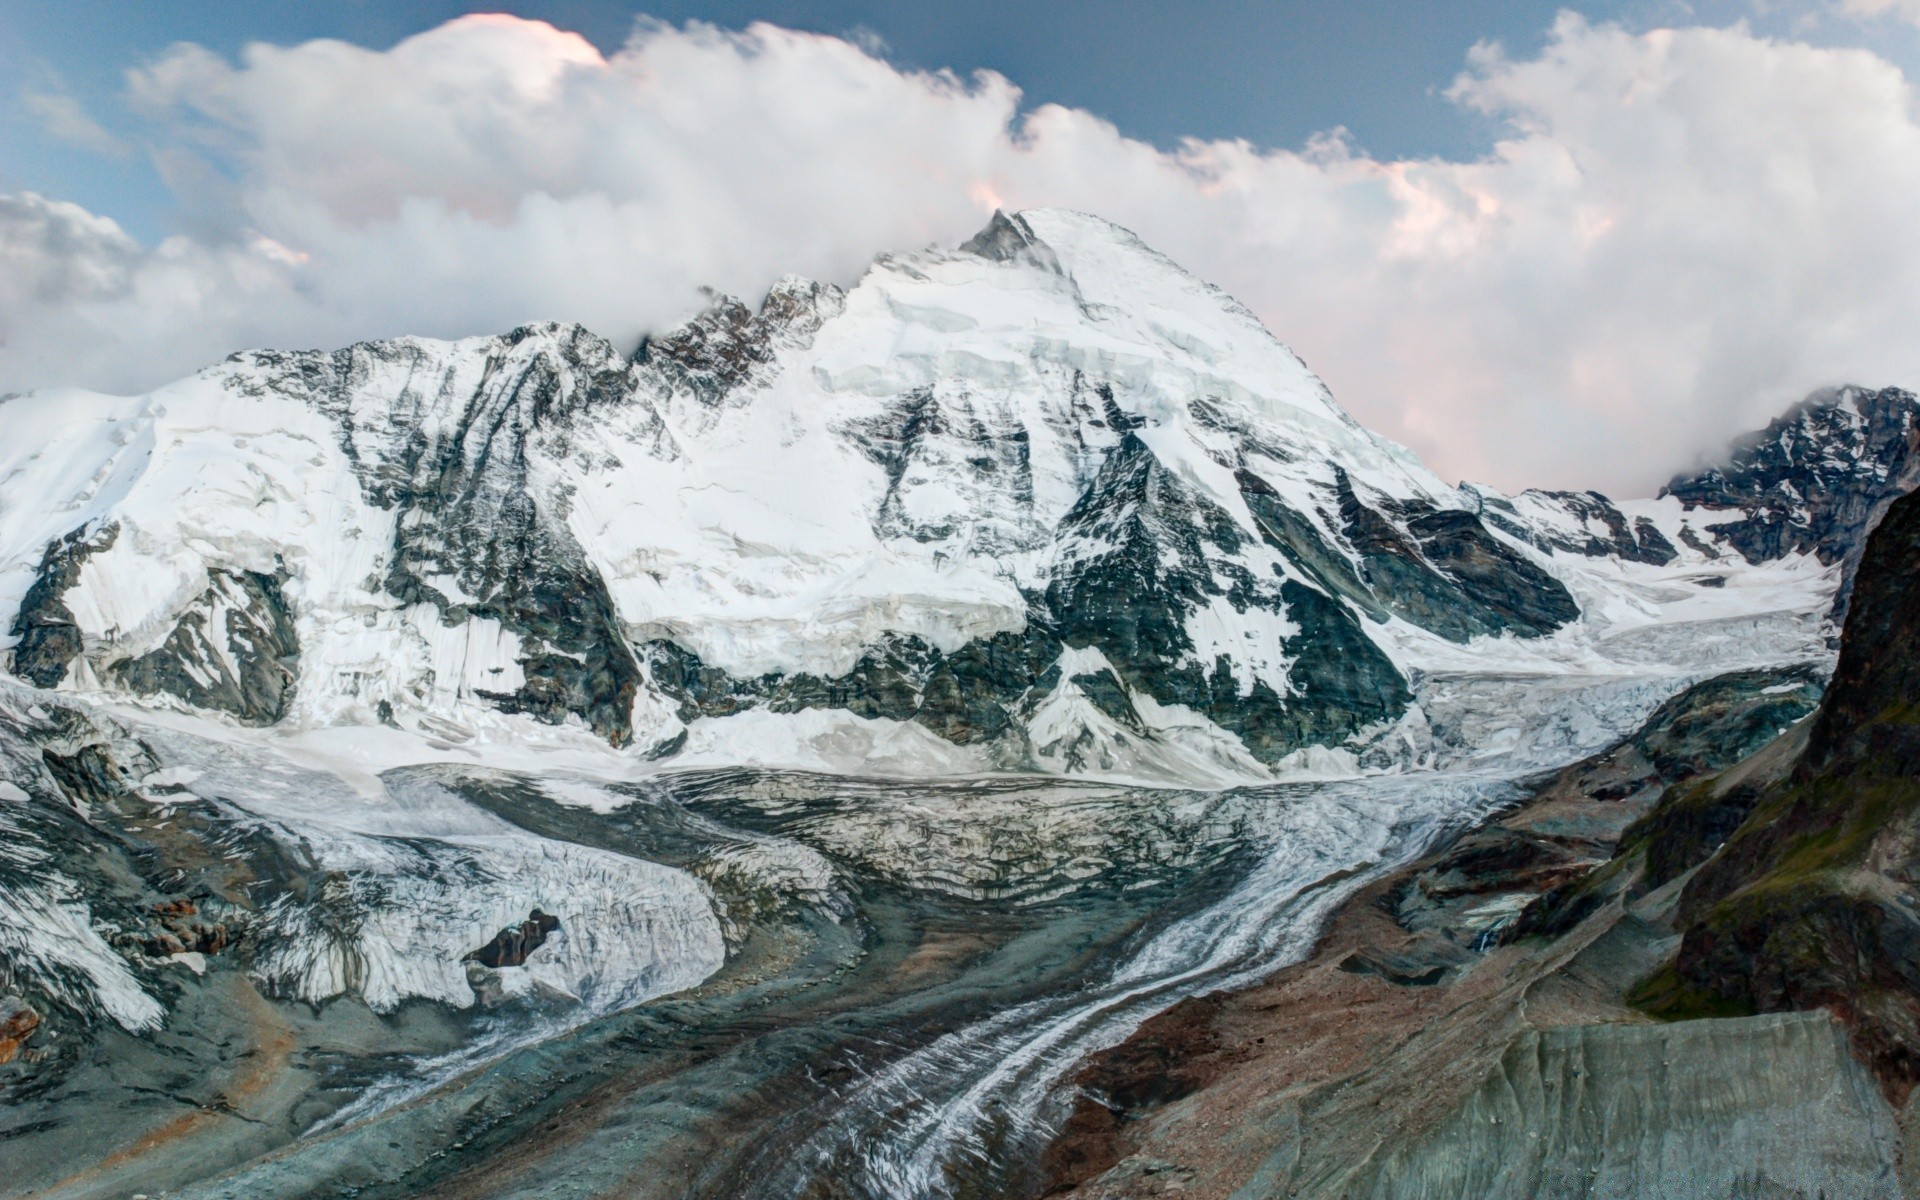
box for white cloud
[5,12,1920,494]
[21,88,129,157]
[0,193,140,316]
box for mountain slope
[0,210,1852,785]
[1628,485,1920,1098]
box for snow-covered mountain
[0,209,1871,788]
[4,210,1917,1199]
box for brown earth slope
[1040,639,1920,1197]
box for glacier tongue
[151,726,727,1015]
[0,686,727,1046]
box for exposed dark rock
[1491,489,1679,565]
[465,909,561,970]
[1630,665,1825,791]
[384,335,643,744]
[1405,508,1579,635]
[9,530,303,726]
[960,209,1065,274]
[1236,468,1388,624]
[1046,437,1409,761]
[638,278,843,401]
[1633,778,1767,891]
[1801,489,1920,775]
[1678,524,1724,560]
[1337,931,1476,987]
[40,740,149,812]
[8,523,117,688]
[1664,385,1920,614]
[119,898,238,958]
[0,997,39,1065]
[1398,828,1592,912]
[1332,470,1576,642]
[1632,488,1920,1098]
[645,626,1059,747]
[1070,668,1146,734]
[111,569,300,725]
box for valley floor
[0,651,1842,1200]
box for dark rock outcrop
[466,909,561,969]
[1337,931,1478,986]
[111,569,300,725]
[1332,470,1577,642]
[1044,436,1409,761]
[1484,489,1679,565]
[960,209,1066,273]
[117,898,238,959]
[1402,506,1580,635]
[7,524,117,688]
[1664,385,1920,613]
[637,278,843,402]
[1628,487,1920,1097]
[646,625,1058,747]
[1235,468,1388,623]
[0,997,38,1066]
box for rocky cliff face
[1664,385,1920,613]
[1628,486,1920,1099]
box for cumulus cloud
[4,12,1920,494]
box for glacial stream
[155,671,1694,1200]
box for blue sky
[4,0,1905,242]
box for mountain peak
[959,209,1062,271]
[1661,385,1920,582]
